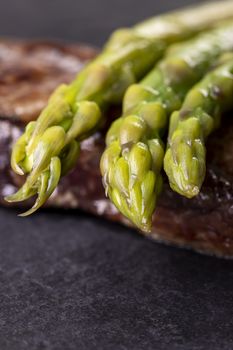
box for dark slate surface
[0,0,233,349]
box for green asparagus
[6,1,233,215]
[164,59,233,198]
[100,23,233,232]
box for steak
[0,39,232,257]
[0,39,97,122]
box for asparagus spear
[164,58,233,199]
[7,1,233,215]
[100,24,233,232]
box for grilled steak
[0,39,97,122]
[0,39,232,257]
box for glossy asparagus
[7,1,233,215]
[100,24,233,232]
[164,59,233,198]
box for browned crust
[0,39,97,122]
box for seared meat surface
[0,39,97,122]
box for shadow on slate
[0,208,233,350]
[0,0,233,349]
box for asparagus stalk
[7,1,233,215]
[164,58,233,198]
[100,23,233,232]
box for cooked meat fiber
[0,39,232,257]
[0,39,97,122]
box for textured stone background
[0,0,233,349]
